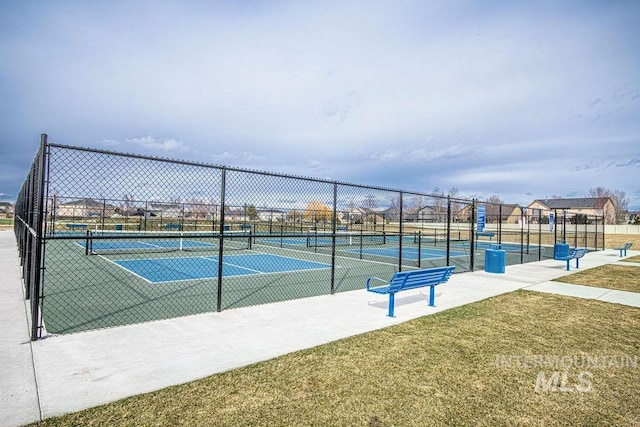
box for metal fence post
[538,209,542,260]
[216,168,226,312]
[498,204,503,245]
[520,206,524,264]
[398,192,403,271]
[330,183,337,294]
[30,134,48,341]
[600,216,604,250]
[23,170,34,299]
[470,200,476,271]
[446,196,451,266]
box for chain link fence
[14,135,605,339]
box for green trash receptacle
[115,224,122,231]
[485,249,506,274]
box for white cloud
[125,135,187,152]
[370,150,402,162]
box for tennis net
[306,231,388,248]
[80,230,251,255]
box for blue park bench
[476,231,495,240]
[366,266,456,317]
[65,223,88,230]
[556,247,588,271]
[613,242,633,257]
[164,223,182,231]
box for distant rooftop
[531,197,612,209]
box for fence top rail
[46,142,484,203]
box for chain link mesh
[13,140,606,337]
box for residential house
[527,197,615,224]
[456,204,524,224]
[148,202,183,219]
[57,198,117,218]
[343,207,385,225]
[257,209,286,222]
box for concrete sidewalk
[0,229,638,426]
[0,230,40,427]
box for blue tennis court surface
[345,247,466,260]
[112,253,331,283]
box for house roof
[530,197,612,210]
[500,205,522,216]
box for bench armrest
[366,276,389,291]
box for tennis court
[16,139,604,342]
[40,235,401,335]
[111,253,331,284]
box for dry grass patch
[624,255,640,263]
[36,291,640,427]
[554,264,640,293]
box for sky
[1,0,639,209]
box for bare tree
[588,187,628,224]
[448,187,465,220]
[388,195,401,221]
[484,195,504,223]
[430,188,447,222]
[362,194,378,210]
[406,195,424,214]
[612,190,629,224]
[184,198,209,219]
[588,187,610,198]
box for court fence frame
[15,135,605,340]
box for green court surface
[41,237,408,334]
[40,234,552,335]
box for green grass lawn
[35,289,640,427]
[554,264,640,293]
